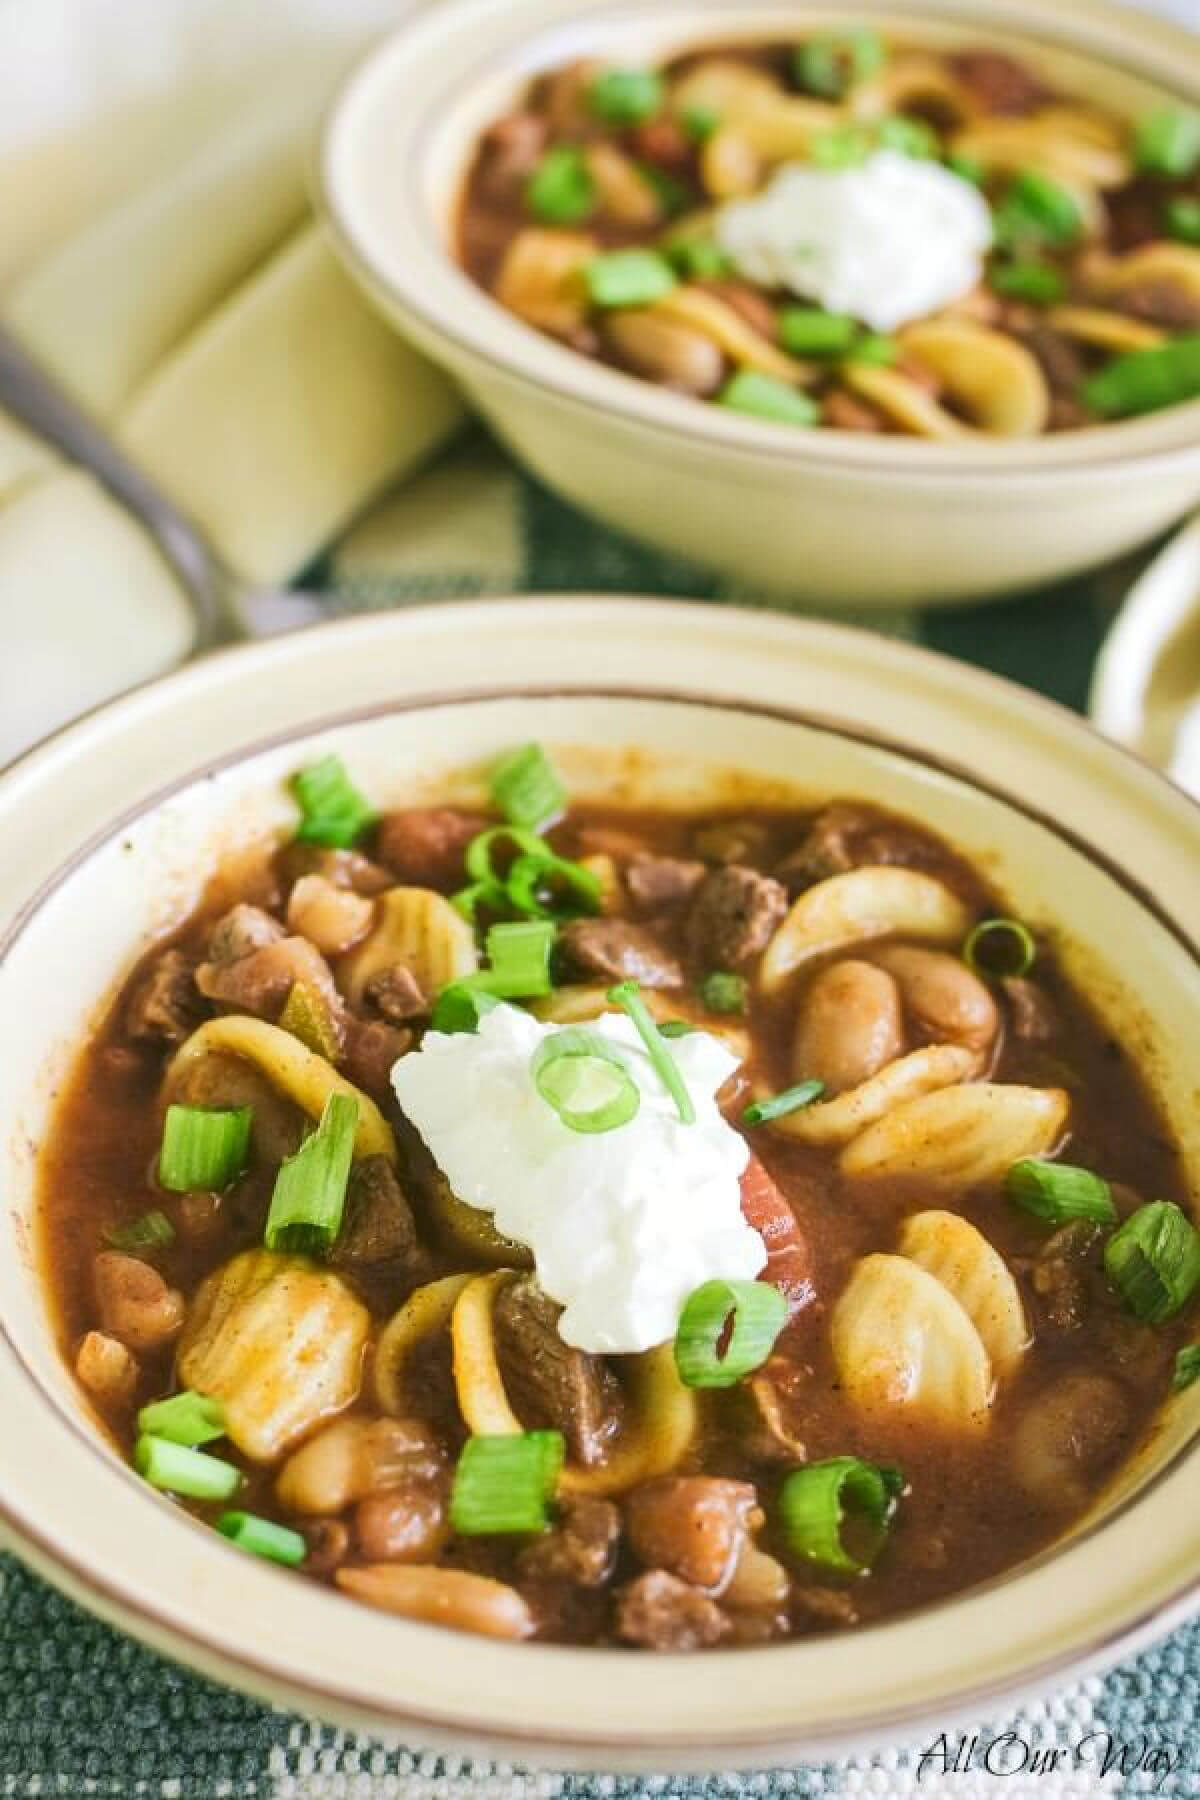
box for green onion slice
[717,370,820,427]
[700,970,747,1015]
[680,103,721,144]
[778,307,859,356]
[847,332,897,366]
[450,1431,565,1535]
[490,742,567,831]
[666,235,733,280]
[264,1091,358,1255]
[963,917,1036,979]
[1134,104,1200,178]
[531,1029,641,1134]
[1104,1200,1200,1324]
[1173,1345,1200,1393]
[216,1511,307,1566]
[1005,1158,1116,1226]
[478,919,556,999]
[585,249,678,309]
[526,146,595,225]
[946,151,986,186]
[778,1456,904,1574]
[657,1019,696,1038]
[137,1391,226,1447]
[1164,195,1200,245]
[994,170,1081,247]
[291,754,377,849]
[809,123,874,169]
[794,29,886,99]
[607,980,695,1125]
[743,1081,826,1127]
[462,826,601,921]
[1082,335,1200,420]
[158,1105,252,1193]
[674,1278,788,1389]
[134,1435,241,1501]
[450,879,509,922]
[431,984,503,1034]
[989,260,1067,305]
[587,67,664,126]
[877,114,939,159]
[103,1209,176,1254]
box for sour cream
[391,1004,762,1354]
[716,149,993,331]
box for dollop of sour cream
[715,149,993,331]
[391,1004,762,1354]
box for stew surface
[458,32,1200,436]
[38,748,1198,1650]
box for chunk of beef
[686,865,787,968]
[951,48,1047,114]
[1106,176,1169,254]
[375,807,489,889]
[205,903,286,966]
[341,1017,412,1099]
[1028,1220,1104,1332]
[518,1497,620,1587]
[493,1276,624,1466]
[364,964,429,1024]
[740,1158,817,1319]
[557,918,683,989]
[624,854,706,914]
[776,802,944,893]
[630,116,693,171]
[478,112,550,201]
[626,1477,758,1591]
[125,948,205,1045]
[615,1570,730,1650]
[1004,976,1059,1043]
[195,934,340,1023]
[333,1156,419,1271]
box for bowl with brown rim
[1,597,1200,1766]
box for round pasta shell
[899,1209,1030,1377]
[770,1043,976,1146]
[759,867,971,995]
[832,1252,994,1430]
[898,321,1050,438]
[840,1083,1069,1187]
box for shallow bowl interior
[2,599,1200,1766]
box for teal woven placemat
[2,433,1191,1798]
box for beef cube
[557,918,683,989]
[204,903,286,966]
[624,854,706,913]
[125,948,205,1045]
[333,1156,420,1271]
[365,964,430,1023]
[375,808,489,889]
[493,1277,624,1466]
[518,1497,620,1587]
[341,1017,412,1098]
[686,865,786,968]
[615,1570,729,1650]
[195,935,340,1023]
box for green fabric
[1,427,1182,1795]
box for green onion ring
[531,1029,641,1134]
[674,1278,788,1388]
[963,916,1036,979]
[778,1456,904,1574]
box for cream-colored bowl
[2,597,1199,1767]
[318,0,1200,609]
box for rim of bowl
[2,598,1200,1762]
[318,0,1200,486]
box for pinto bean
[1013,1373,1132,1513]
[93,1253,185,1354]
[276,1417,444,1516]
[286,876,375,956]
[336,1564,535,1639]
[303,1518,351,1576]
[792,959,904,1093]
[625,1476,759,1592]
[75,1330,139,1406]
[870,945,999,1055]
[602,310,726,396]
[355,1485,448,1562]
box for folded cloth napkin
[0,0,466,762]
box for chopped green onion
[264,1091,357,1255]
[717,371,820,426]
[994,170,1081,247]
[700,970,747,1015]
[1082,335,1200,419]
[279,981,342,1062]
[847,331,897,366]
[431,983,503,1034]
[877,115,939,159]
[989,260,1067,305]
[667,236,734,280]
[963,917,1036,979]
[588,67,664,126]
[1105,1200,1200,1324]
[680,103,720,144]
[216,1511,307,1566]
[1005,1158,1117,1226]
[490,742,566,830]
[794,29,886,99]
[450,879,508,922]
[137,1391,226,1447]
[810,124,874,169]
[103,1209,176,1253]
[1173,1345,1200,1393]
[291,755,376,849]
[657,1019,696,1038]
[946,151,986,186]
[478,919,556,998]
[450,1431,565,1535]
[607,979,695,1125]
[585,249,678,309]
[778,1456,904,1574]
[743,1081,826,1126]
[526,146,595,225]
[134,1435,241,1501]
[779,307,859,355]
[531,1029,641,1134]
[674,1279,788,1388]
[1134,104,1200,178]
[1165,195,1200,245]
[158,1105,252,1193]
[463,826,601,921]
